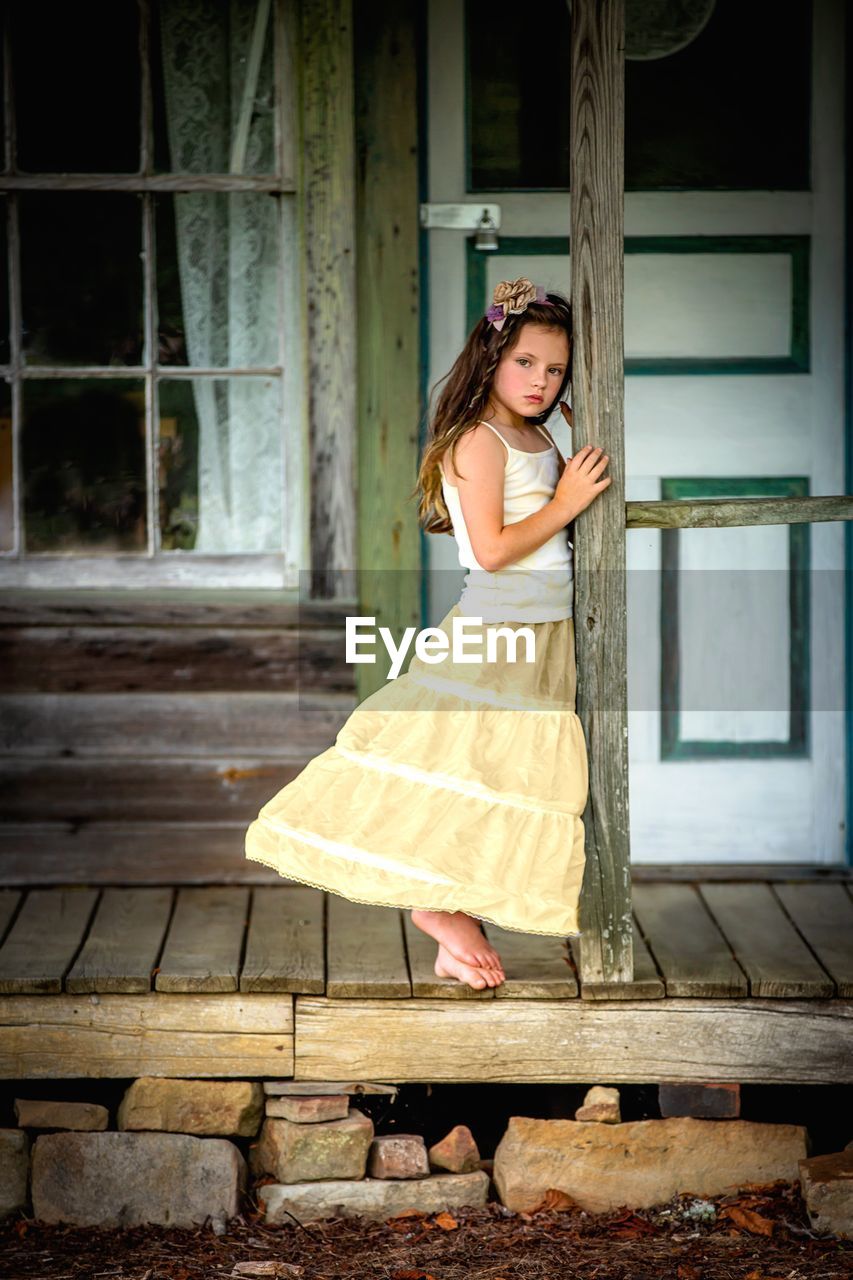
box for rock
[574,1086,620,1124]
[232,1264,304,1277]
[117,1078,264,1137]
[799,1150,853,1239]
[14,1100,108,1131]
[260,1170,491,1224]
[0,1130,29,1220]
[367,1134,430,1179]
[428,1125,481,1173]
[31,1131,245,1228]
[250,1108,374,1183]
[263,1081,398,1097]
[659,1082,740,1119]
[493,1116,807,1213]
[267,1095,349,1123]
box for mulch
[1,1178,851,1280]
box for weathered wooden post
[570,0,633,986]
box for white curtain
[160,0,283,552]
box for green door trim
[467,234,810,374]
[660,475,811,762]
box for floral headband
[485,277,554,332]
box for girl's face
[486,322,570,423]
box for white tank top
[440,419,574,622]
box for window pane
[466,0,811,191]
[159,376,282,553]
[12,1,140,173]
[20,194,144,367]
[23,381,147,553]
[156,193,280,367]
[0,381,12,551]
[152,0,276,175]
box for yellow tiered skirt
[244,603,589,936]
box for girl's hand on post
[553,430,612,522]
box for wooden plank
[0,993,294,1078]
[480,924,578,999]
[155,888,249,993]
[401,913,494,1000]
[293,996,853,1084]
[572,920,665,1001]
[699,883,835,997]
[0,759,306,824]
[326,900,410,998]
[0,888,99,994]
[302,0,356,596]
[241,886,325,994]
[65,888,174,994]
[353,0,421,700]
[0,692,354,757]
[0,823,285,885]
[571,0,632,987]
[0,627,352,693]
[627,494,853,530]
[773,882,853,996]
[631,883,748,997]
[630,865,853,883]
[0,589,352,630]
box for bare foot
[411,909,504,976]
[434,942,503,989]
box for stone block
[658,1082,740,1119]
[263,1081,398,1097]
[14,1100,108,1131]
[367,1134,430,1179]
[117,1078,264,1137]
[31,1131,245,1228]
[260,1170,490,1224]
[575,1086,620,1124]
[266,1095,349,1123]
[799,1150,853,1239]
[249,1108,374,1183]
[428,1124,481,1173]
[0,1130,29,1220]
[494,1116,807,1213]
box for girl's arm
[447,424,576,572]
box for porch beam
[352,0,423,697]
[301,0,358,597]
[570,0,632,985]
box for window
[466,0,811,192]
[0,0,301,587]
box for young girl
[244,277,611,990]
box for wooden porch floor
[0,873,850,1085]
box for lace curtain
[160,0,283,552]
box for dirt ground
[0,1180,850,1280]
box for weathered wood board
[0,994,294,1077]
[293,996,853,1084]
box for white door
[423,0,847,864]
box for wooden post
[353,0,422,698]
[302,0,358,600]
[570,0,633,986]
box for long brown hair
[413,290,573,535]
